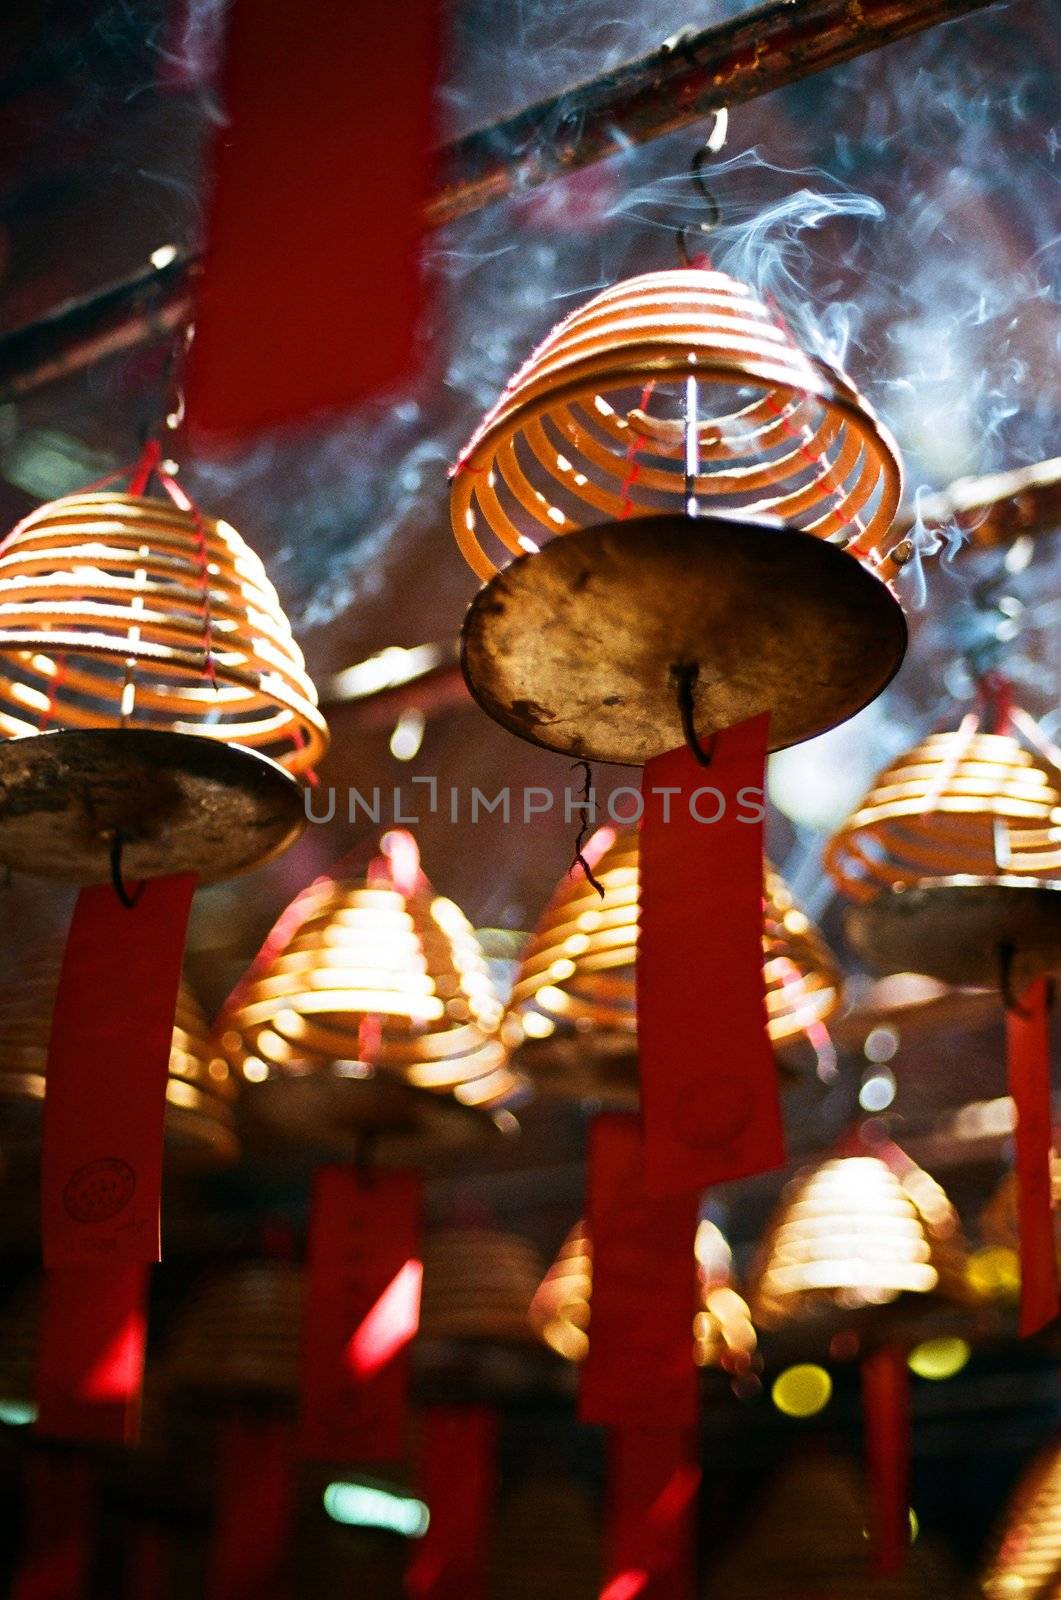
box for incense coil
[450,269,903,581]
[709,1456,966,1598]
[529,1218,758,1373]
[511,829,841,1053]
[217,843,522,1118]
[825,723,1061,902]
[0,945,238,1165]
[981,1440,1061,1599]
[166,1263,302,1404]
[0,492,327,774]
[747,1143,971,1331]
[419,1227,545,1343]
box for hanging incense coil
[747,1141,972,1337]
[166,1262,302,1407]
[509,828,841,1101]
[217,835,524,1162]
[0,489,327,882]
[451,269,907,764]
[0,945,238,1166]
[979,1157,1061,1299]
[825,712,1061,987]
[419,1227,545,1344]
[530,1217,758,1376]
[981,1439,1061,1599]
[708,1456,965,1598]
[489,1476,601,1600]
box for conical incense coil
[981,1440,1061,1599]
[419,1227,545,1343]
[747,1143,971,1331]
[0,486,326,882]
[0,491,326,770]
[511,828,841,1055]
[450,269,904,582]
[529,1218,758,1374]
[825,721,1061,903]
[708,1456,965,1598]
[217,834,523,1155]
[489,1476,601,1600]
[0,945,238,1165]
[166,1262,302,1404]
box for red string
[37,654,68,733]
[128,439,163,497]
[157,468,218,691]
[618,382,655,519]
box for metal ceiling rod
[0,0,993,400]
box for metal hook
[676,222,716,267]
[673,664,716,767]
[569,760,604,898]
[998,942,1031,1018]
[109,833,145,910]
[355,1128,378,1187]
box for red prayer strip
[35,1263,148,1445]
[637,715,784,1197]
[601,1426,700,1600]
[861,1345,910,1579]
[207,1418,295,1600]
[299,1166,422,1463]
[41,874,197,1268]
[1006,976,1060,1337]
[405,1408,497,1600]
[184,0,438,437]
[11,1452,98,1600]
[580,1115,700,1429]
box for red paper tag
[580,1115,700,1428]
[41,874,197,1268]
[637,714,783,1197]
[207,1419,295,1600]
[12,1452,98,1600]
[861,1345,910,1578]
[602,1427,700,1600]
[1007,976,1059,1337]
[35,1264,148,1445]
[406,1408,497,1600]
[127,1527,173,1600]
[185,0,438,438]
[299,1166,422,1463]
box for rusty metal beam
[0,0,995,400]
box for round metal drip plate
[460,515,907,765]
[845,877,1061,988]
[0,728,306,885]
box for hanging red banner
[861,1344,910,1578]
[207,1418,295,1600]
[579,1115,700,1428]
[601,1426,700,1600]
[638,713,783,1197]
[41,873,197,1268]
[11,1452,98,1600]
[1006,975,1059,1337]
[35,1263,148,1445]
[127,1526,173,1600]
[406,1407,497,1600]
[299,1166,422,1463]
[184,0,439,438]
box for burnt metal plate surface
[845,876,1061,987]
[0,728,306,884]
[460,515,907,764]
[241,1071,508,1168]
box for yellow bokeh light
[908,1336,971,1380]
[771,1363,833,1418]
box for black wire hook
[998,942,1031,1018]
[675,114,727,267]
[109,833,145,910]
[569,760,605,898]
[673,664,716,767]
